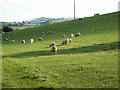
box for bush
[2,26,13,32]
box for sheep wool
[22,40,25,44]
[39,38,43,41]
[48,31,52,34]
[29,39,34,44]
[69,38,72,43]
[51,45,57,54]
[62,35,66,38]
[11,40,15,43]
[49,42,55,47]
[75,32,80,37]
[5,38,9,41]
[70,34,74,38]
[62,39,69,45]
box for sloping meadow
[2,12,119,88]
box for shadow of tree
[3,41,119,58]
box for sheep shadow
[58,41,119,54]
[3,41,119,58]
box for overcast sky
[0,0,119,22]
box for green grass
[10,25,37,30]
[2,12,119,88]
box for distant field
[10,25,37,30]
[2,12,119,88]
[0,23,37,31]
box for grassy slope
[2,12,118,88]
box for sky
[0,0,119,22]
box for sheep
[62,39,69,45]
[69,38,72,43]
[29,39,34,44]
[22,40,25,44]
[51,45,57,54]
[5,38,9,41]
[75,32,81,37]
[70,34,74,38]
[39,38,43,41]
[62,35,66,38]
[49,42,55,47]
[11,40,15,43]
[2,32,5,34]
[48,31,52,34]
[41,32,44,34]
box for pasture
[2,12,119,88]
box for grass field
[2,12,119,88]
[10,25,37,30]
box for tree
[2,26,13,32]
[22,21,25,24]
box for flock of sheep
[5,31,81,54]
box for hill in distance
[25,17,73,25]
[2,11,118,44]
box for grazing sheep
[48,31,52,34]
[75,32,81,37]
[39,38,43,41]
[22,40,25,44]
[62,35,66,38]
[62,39,69,45]
[29,39,34,44]
[51,45,57,54]
[2,32,5,34]
[69,38,72,43]
[41,32,44,34]
[5,38,9,41]
[49,42,55,47]
[70,34,74,38]
[11,40,15,43]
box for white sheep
[70,34,74,38]
[2,32,5,34]
[22,40,25,44]
[5,38,9,41]
[48,31,52,34]
[11,40,15,43]
[39,38,43,41]
[41,32,44,34]
[29,39,34,44]
[51,45,57,54]
[69,38,72,43]
[49,42,55,47]
[62,35,66,38]
[75,32,80,37]
[62,39,69,45]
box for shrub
[2,26,13,32]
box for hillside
[0,17,73,31]
[2,12,118,88]
[2,12,118,44]
[26,17,73,25]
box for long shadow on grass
[3,41,119,58]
